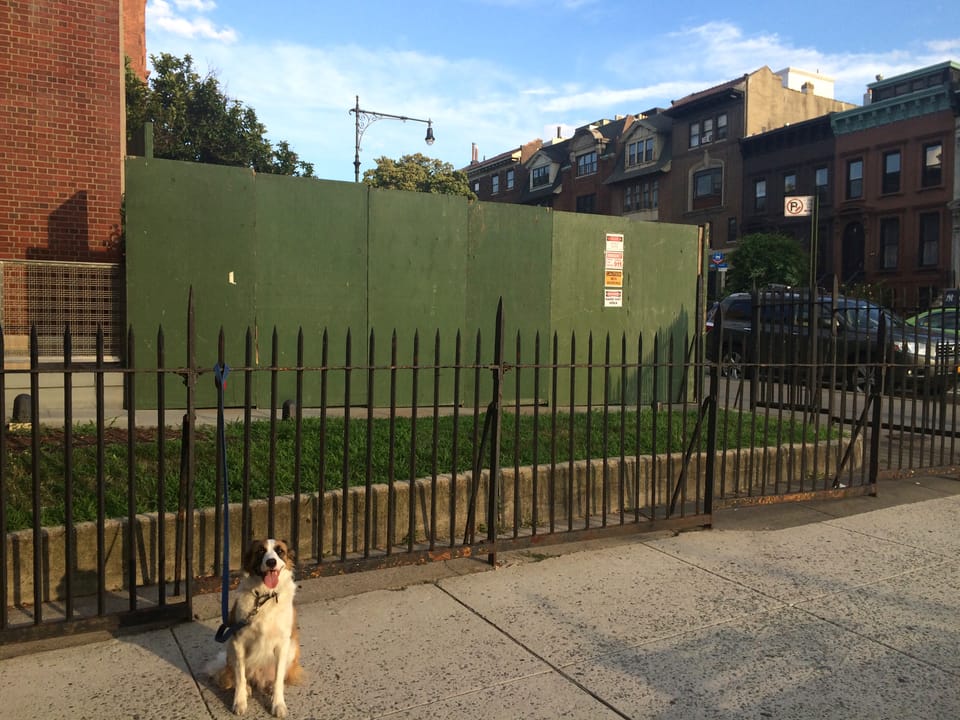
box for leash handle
[214,362,232,642]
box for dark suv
[705,291,959,390]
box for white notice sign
[605,233,624,252]
[784,196,813,217]
[604,289,623,308]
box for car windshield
[921,310,960,331]
[840,304,903,331]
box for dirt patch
[4,426,186,452]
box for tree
[125,53,314,177]
[725,233,809,293]
[363,153,476,198]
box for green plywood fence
[125,157,700,410]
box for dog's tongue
[264,570,280,590]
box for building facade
[661,66,854,251]
[466,139,542,203]
[740,115,837,289]
[0,0,142,358]
[830,62,959,307]
[466,62,960,307]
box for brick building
[829,62,960,307]
[0,0,144,357]
[661,66,854,251]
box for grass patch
[2,408,833,531]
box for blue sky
[145,0,960,183]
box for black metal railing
[4,290,959,649]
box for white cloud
[173,0,217,10]
[143,13,959,181]
[147,0,236,43]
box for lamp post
[350,95,435,183]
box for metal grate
[0,260,124,360]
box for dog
[212,538,303,718]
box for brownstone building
[661,66,854,251]
[603,111,672,222]
[829,62,960,307]
[740,115,837,288]
[467,139,542,203]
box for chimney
[471,143,478,164]
[556,126,561,139]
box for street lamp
[350,95,435,182]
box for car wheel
[721,348,744,380]
[848,362,877,393]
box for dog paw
[232,687,248,715]
[271,699,288,718]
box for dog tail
[285,659,304,686]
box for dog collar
[214,589,278,643]
[252,589,279,612]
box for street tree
[726,232,809,293]
[363,153,475,198]
[125,53,314,177]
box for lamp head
[425,122,435,146]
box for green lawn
[2,407,831,531]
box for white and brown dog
[212,538,303,718]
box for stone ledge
[4,437,863,606]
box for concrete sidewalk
[2,473,958,720]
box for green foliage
[726,233,809,293]
[363,153,476,198]
[5,409,835,531]
[125,54,314,177]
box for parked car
[906,306,960,336]
[705,291,959,391]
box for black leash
[213,362,242,644]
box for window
[506,169,515,190]
[783,173,797,194]
[727,216,738,244]
[846,158,863,199]
[919,212,939,267]
[754,179,767,212]
[693,167,723,209]
[922,143,942,187]
[491,174,500,194]
[815,166,829,195]
[641,182,651,209]
[473,182,480,192]
[628,138,654,165]
[624,183,639,211]
[531,165,550,188]
[879,217,899,269]
[575,194,596,213]
[650,179,658,209]
[882,150,901,194]
[702,118,714,144]
[690,113,728,147]
[577,151,597,176]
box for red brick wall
[0,0,123,263]
[124,0,147,80]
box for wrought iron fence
[6,289,960,650]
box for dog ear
[243,539,262,569]
[279,540,294,562]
